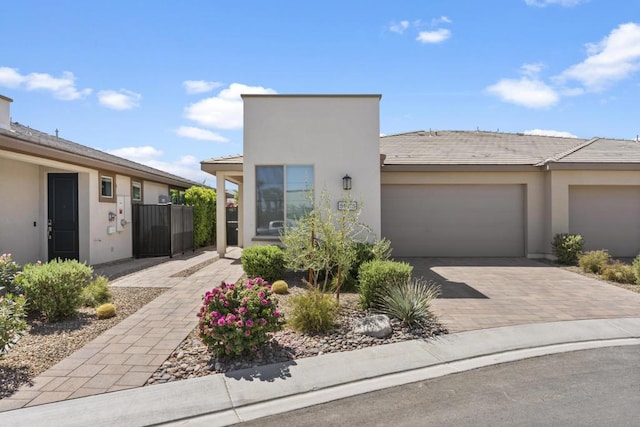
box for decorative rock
[353,314,392,338]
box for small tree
[184,186,217,248]
[281,190,375,301]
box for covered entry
[569,185,640,257]
[381,184,525,257]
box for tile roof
[2,122,201,187]
[201,154,244,164]
[556,137,640,163]
[380,130,588,165]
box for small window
[99,171,116,203]
[132,181,142,202]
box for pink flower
[244,330,251,336]
[258,291,266,298]
[245,319,254,327]
[236,320,244,327]
[261,299,268,306]
[259,318,267,325]
[223,300,229,307]
[211,311,220,318]
[217,318,226,326]
[273,311,281,317]
[238,307,247,315]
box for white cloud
[524,129,579,138]
[107,146,163,162]
[486,77,559,108]
[431,16,452,26]
[416,28,451,44]
[97,89,142,110]
[556,22,640,91]
[521,62,545,76]
[524,0,587,7]
[389,20,410,34]
[184,83,277,129]
[183,80,223,94]
[0,67,91,100]
[175,126,228,142]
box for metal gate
[226,206,238,246]
[132,204,194,258]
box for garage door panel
[569,186,640,257]
[382,185,525,257]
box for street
[237,345,640,426]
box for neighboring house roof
[200,130,640,171]
[0,122,201,188]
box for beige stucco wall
[381,171,547,257]
[0,157,42,264]
[143,181,169,204]
[242,95,382,248]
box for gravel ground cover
[0,287,166,399]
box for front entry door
[47,173,79,261]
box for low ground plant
[241,245,285,284]
[197,278,283,358]
[578,250,611,274]
[288,288,339,334]
[552,233,584,265]
[17,259,93,321]
[358,260,413,309]
[80,275,112,307]
[374,278,440,328]
[0,254,22,295]
[601,261,636,284]
[0,293,27,355]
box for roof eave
[544,162,640,171]
[381,164,542,172]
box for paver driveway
[404,258,640,333]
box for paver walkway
[0,247,244,411]
[410,258,640,333]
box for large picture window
[256,165,313,236]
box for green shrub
[336,239,393,293]
[271,280,289,294]
[358,260,413,309]
[601,261,636,284]
[633,255,640,285]
[0,293,27,355]
[96,303,116,319]
[578,250,611,274]
[0,253,22,295]
[552,233,584,265]
[374,278,440,328]
[288,289,339,334]
[241,245,285,283]
[80,276,112,307]
[184,186,217,248]
[17,259,93,321]
[197,278,283,358]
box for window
[256,165,313,236]
[132,180,142,202]
[99,171,115,203]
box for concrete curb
[1,318,639,427]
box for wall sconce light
[342,174,352,191]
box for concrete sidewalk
[1,318,638,426]
[0,247,244,412]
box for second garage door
[569,185,640,257]
[381,184,525,257]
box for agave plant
[374,277,440,328]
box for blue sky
[2,0,639,185]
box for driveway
[403,258,640,333]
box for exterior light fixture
[342,174,352,191]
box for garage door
[381,184,525,257]
[569,186,640,257]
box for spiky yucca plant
[374,278,440,328]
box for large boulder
[353,314,392,338]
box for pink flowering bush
[197,277,283,358]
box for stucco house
[0,95,199,265]
[202,94,640,259]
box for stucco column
[216,172,227,257]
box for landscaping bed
[0,286,167,399]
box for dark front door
[47,173,79,261]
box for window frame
[131,179,143,203]
[255,164,313,237]
[99,171,116,203]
